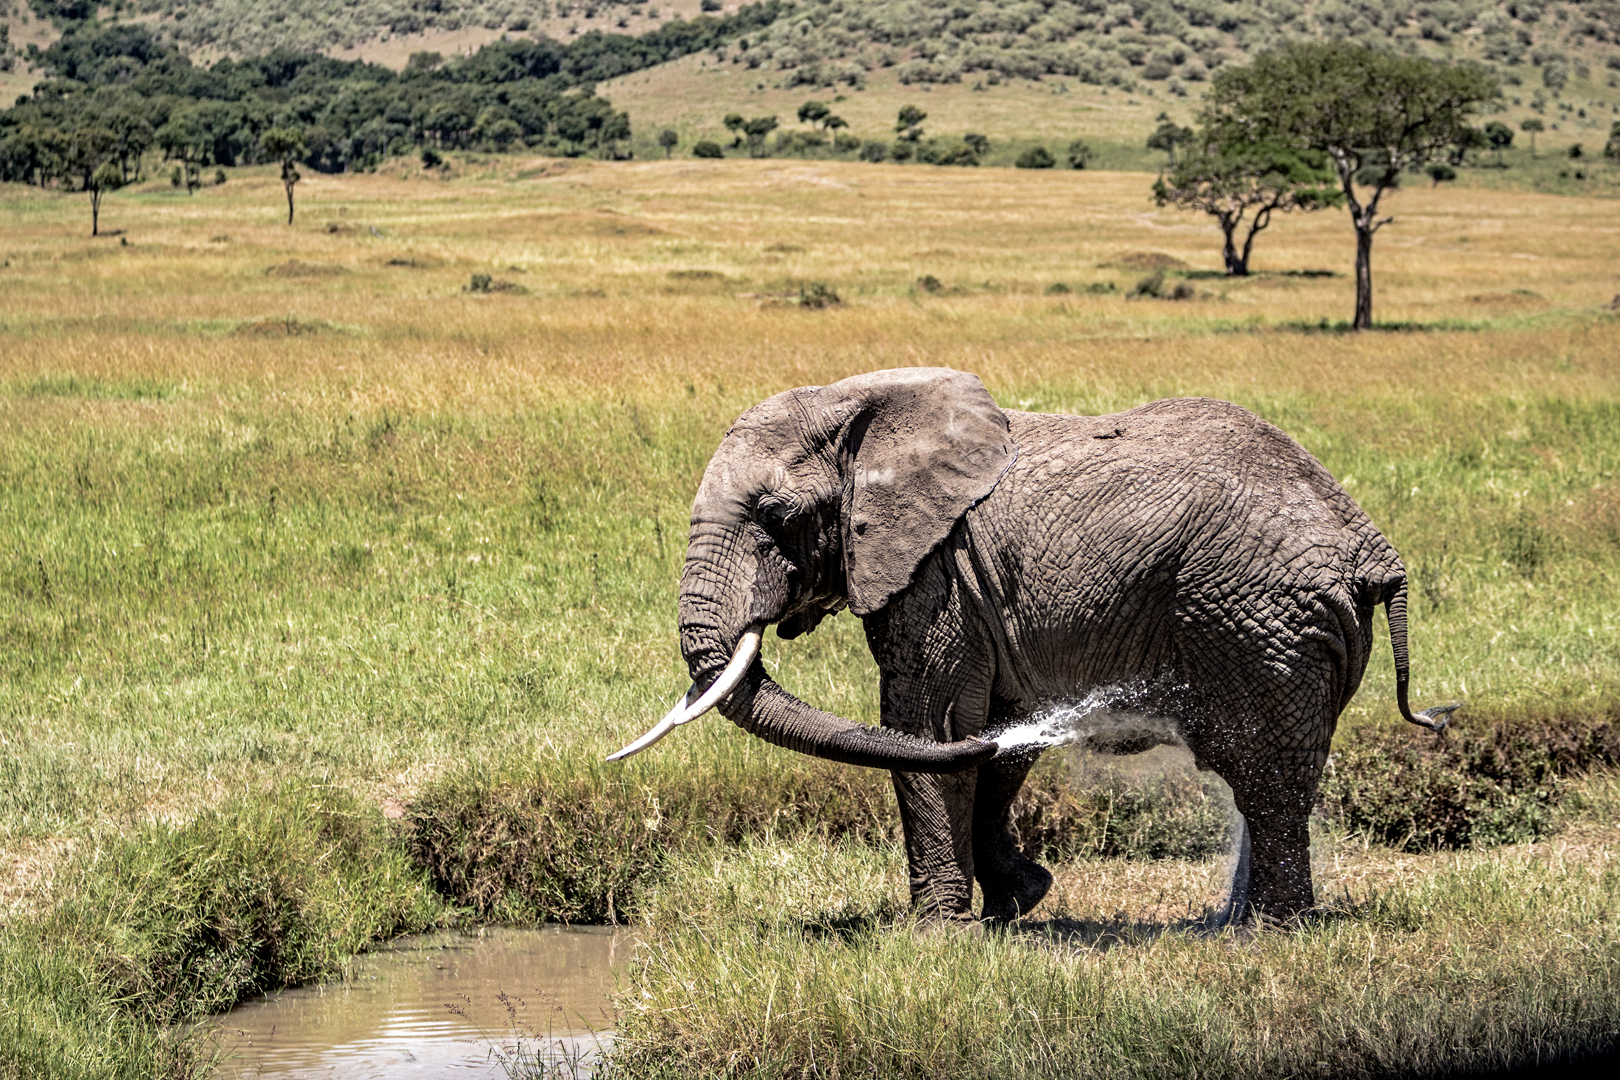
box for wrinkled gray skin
[671,368,1443,926]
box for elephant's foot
[979,851,1053,922]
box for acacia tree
[61,127,121,235]
[1147,113,1194,166]
[260,127,305,225]
[1484,120,1514,167]
[1152,141,1339,276]
[1202,42,1498,329]
[1521,117,1544,158]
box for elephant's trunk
[609,519,996,774]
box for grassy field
[0,156,1618,1076]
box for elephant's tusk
[603,688,696,762]
[672,628,761,726]
[605,629,762,761]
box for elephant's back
[1002,398,1368,536]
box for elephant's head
[608,368,1014,772]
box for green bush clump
[1321,710,1620,851]
[691,139,724,158]
[1011,754,1233,861]
[1015,146,1056,169]
[407,756,899,924]
[40,784,444,1026]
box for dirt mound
[1099,251,1189,271]
[265,261,348,278]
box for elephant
[609,368,1456,927]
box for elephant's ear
[835,368,1015,616]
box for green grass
[611,821,1620,1078]
[0,162,1617,1075]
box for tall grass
[0,161,1616,1074]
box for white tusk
[673,629,761,725]
[603,687,696,762]
[604,629,762,761]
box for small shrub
[213,168,226,185]
[1045,282,1072,294]
[859,140,889,163]
[1169,281,1196,301]
[798,281,842,308]
[692,140,724,158]
[917,275,944,293]
[1085,281,1117,294]
[1129,267,1166,298]
[936,143,979,166]
[833,132,861,152]
[889,140,914,162]
[467,273,527,294]
[420,147,443,168]
[1015,146,1056,169]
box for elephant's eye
[756,493,799,529]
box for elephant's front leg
[891,767,979,922]
[865,558,996,924]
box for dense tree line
[0,3,787,188]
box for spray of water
[984,682,1185,758]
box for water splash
[985,683,1183,758]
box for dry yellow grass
[7,158,1619,406]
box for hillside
[5,0,1620,178]
[7,1,1620,82]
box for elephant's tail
[1385,578,1461,734]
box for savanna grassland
[1,157,1619,1077]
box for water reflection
[211,925,632,1078]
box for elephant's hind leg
[973,752,1054,921]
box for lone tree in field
[1147,114,1194,166]
[1152,141,1338,275]
[742,116,778,158]
[260,127,306,225]
[60,127,120,235]
[658,128,679,158]
[896,104,927,142]
[723,112,745,147]
[1484,120,1514,167]
[1521,117,1544,158]
[1202,42,1498,329]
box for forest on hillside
[0,4,795,185]
[8,1,1620,93]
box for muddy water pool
[209,925,633,1078]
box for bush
[889,139,914,162]
[1129,267,1166,297]
[859,139,888,162]
[798,281,842,308]
[420,147,442,168]
[692,139,724,158]
[1321,712,1620,851]
[917,274,944,292]
[1067,139,1093,169]
[1015,146,1056,169]
[833,132,861,152]
[936,143,979,166]
[1045,282,1071,294]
